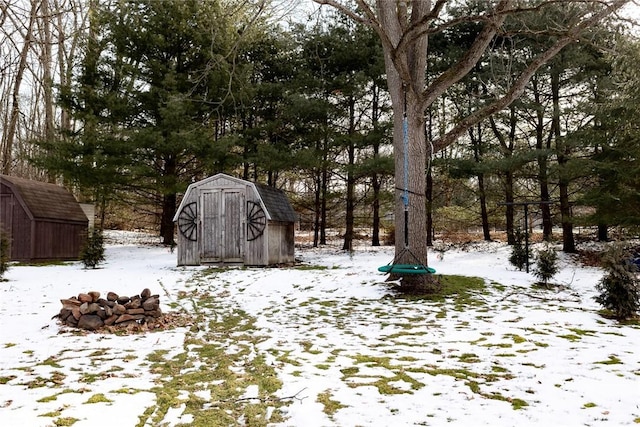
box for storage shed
[0,175,89,262]
[173,173,297,266]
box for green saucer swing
[378,264,436,275]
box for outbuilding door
[200,188,245,263]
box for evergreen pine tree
[534,244,559,288]
[509,228,528,271]
[81,229,105,269]
[594,244,640,320]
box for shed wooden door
[200,189,244,263]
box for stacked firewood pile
[57,288,162,331]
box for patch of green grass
[317,390,347,417]
[39,356,63,368]
[293,264,328,271]
[39,410,62,417]
[112,388,141,394]
[37,394,58,403]
[4,342,16,348]
[340,367,359,376]
[504,334,526,344]
[0,375,16,384]
[583,402,597,408]
[522,362,546,369]
[85,393,113,404]
[558,334,581,342]
[482,342,512,349]
[16,260,71,267]
[458,353,481,363]
[511,398,529,410]
[54,417,79,426]
[595,355,623,365]
[315,364,330,370]
[392,275,486,304]
[568,328,597,337]
[276,350,302,367]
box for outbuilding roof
[0,175,88,223]
[255,183,297,223]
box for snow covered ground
[0,231,639,426]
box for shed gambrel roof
[173,173,297,223]
[255,183,297,223]
[0,175,88,223]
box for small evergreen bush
[509,228,529,271]
[81,229,105,269]
[594,244,639,320]
[0,231,10,279]
[534,244,558,288]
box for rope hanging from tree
[378,87,435,276]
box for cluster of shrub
[509,230,639,320]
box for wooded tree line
[1,0,638,251]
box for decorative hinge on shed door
[177,202,198,241]
[246,201,266,241]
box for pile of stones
[57,288,162,331]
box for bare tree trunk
[39,0,56,182]
[2,1,38,175]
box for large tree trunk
[533,76,553,240]
[343,96,356,252]
[320,166,328,245]
[489,108,516,244]
[313,172,321,248]
[342,144,355,251]
[549,62,575,252]
[370,83,382,247]
[378,2,429,276]
[471,123,491,241]
[160,155,177,245]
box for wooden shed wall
[33,220,87,261]
[267,222,295,265]
[0,193,32,260]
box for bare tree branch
[433,0,630,152]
